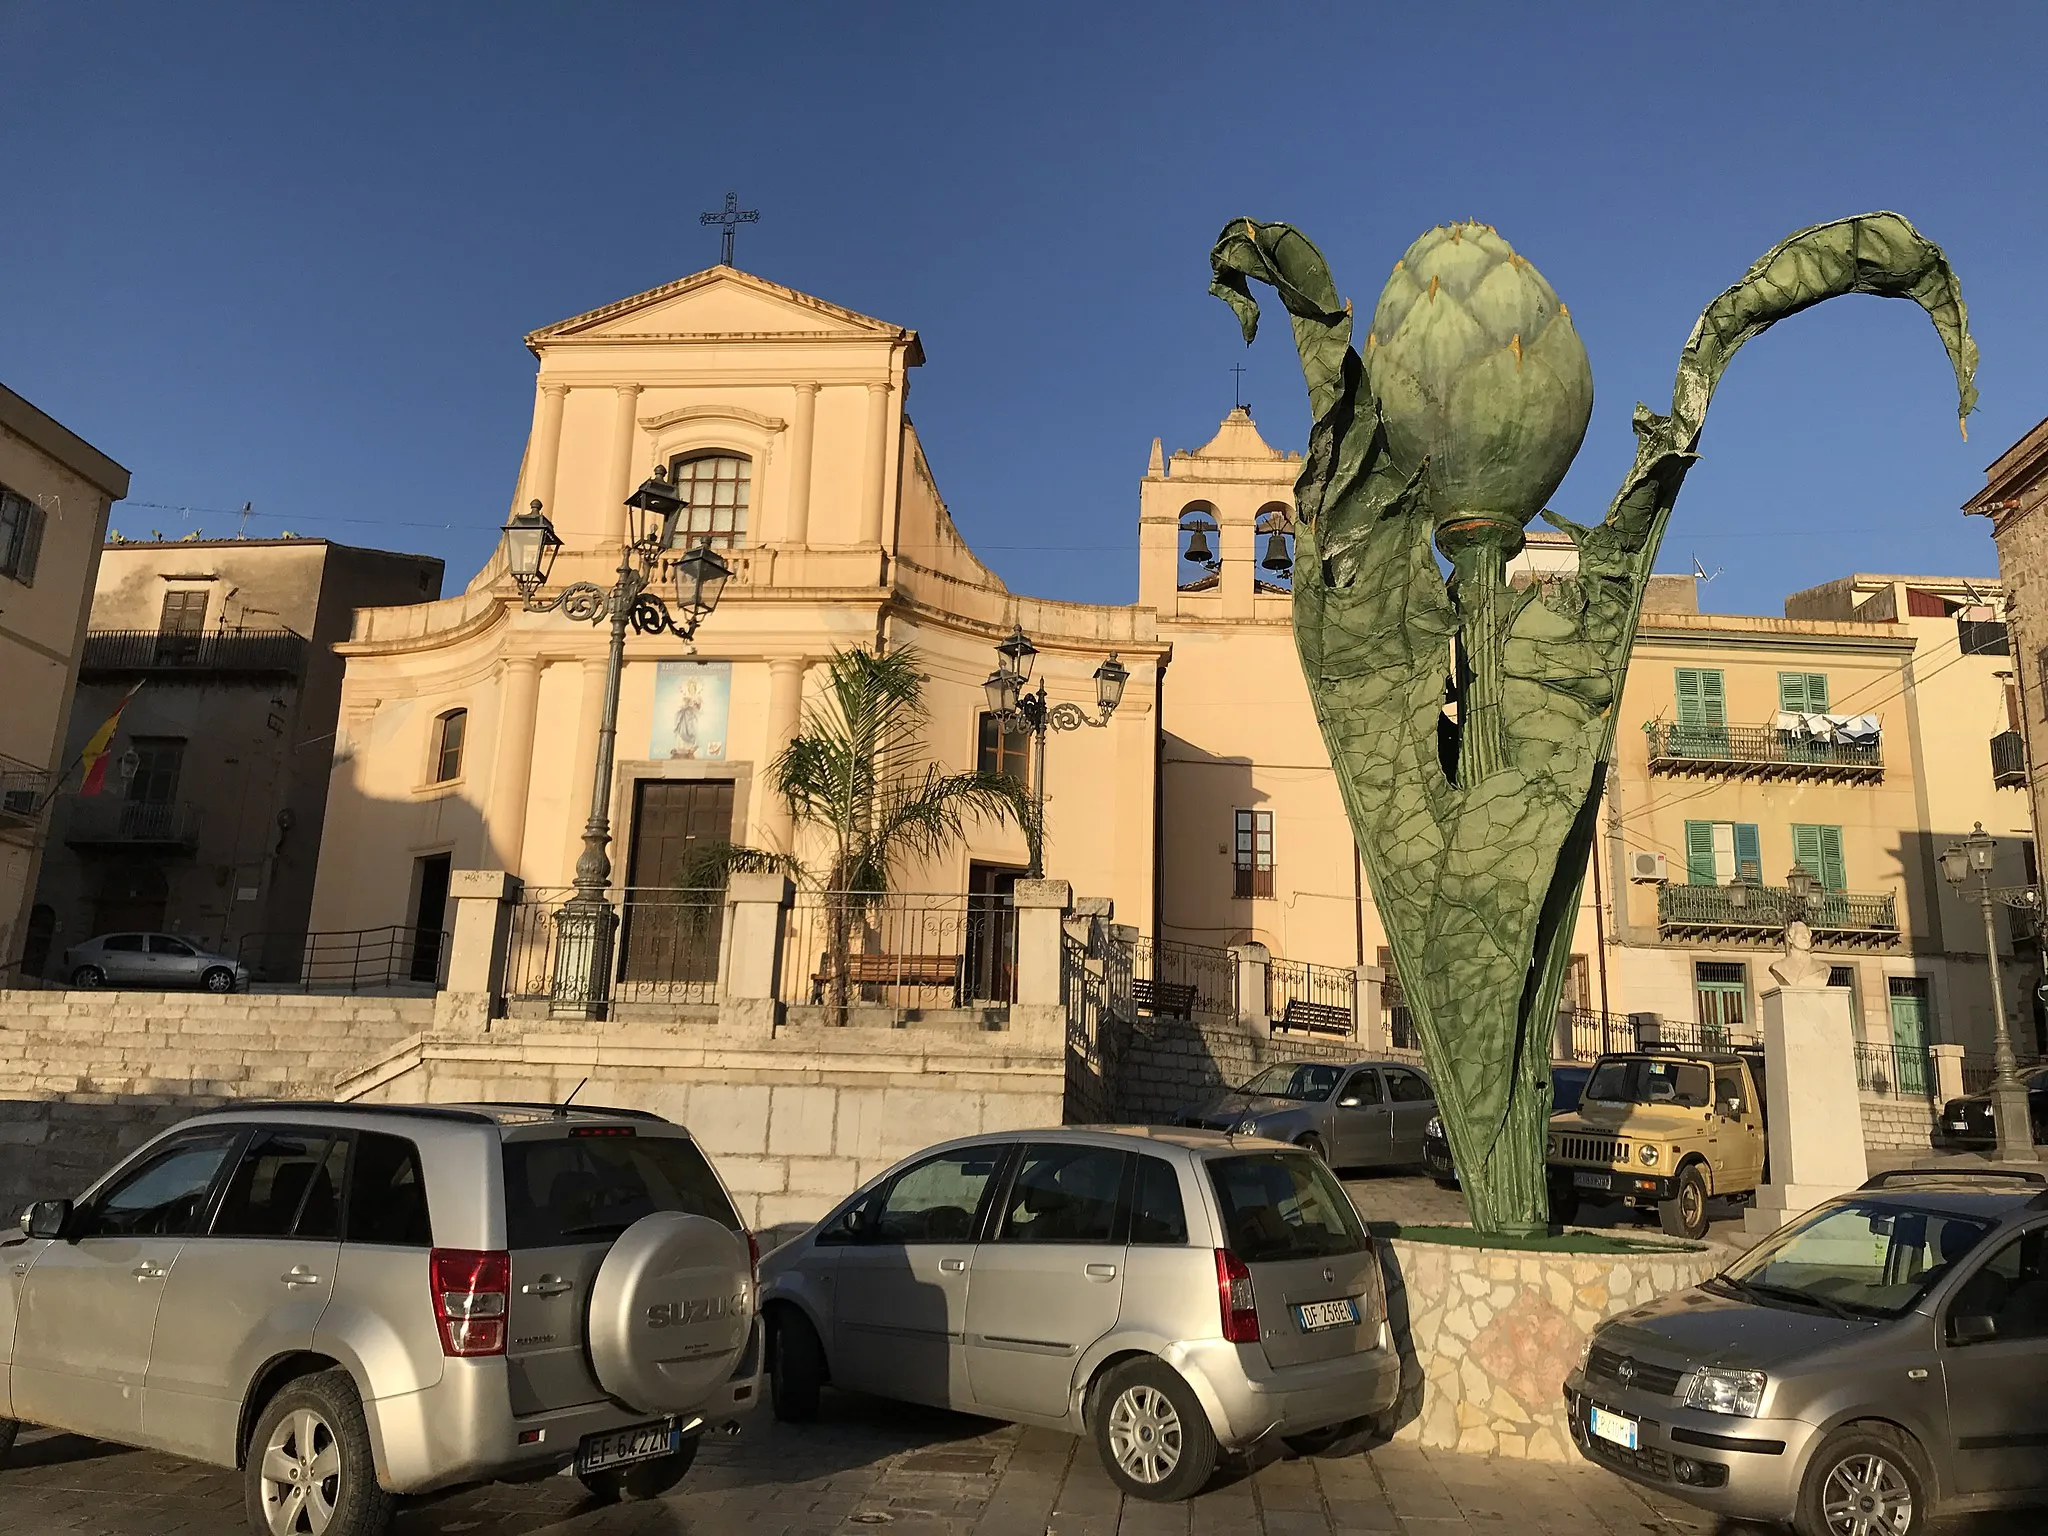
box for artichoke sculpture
[1212,213,1976,1237]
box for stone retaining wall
[1859,1093,1935,1150]
[1106,1013,1375,1121]
[1380,1231,1726,1460]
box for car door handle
[1085,1263,1117,1281]
[132,1260,168,1281]
[280,1266,323,1288]
[938,1258,967,1273]
[521,1275,574,1296]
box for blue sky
[4,3,2044,615]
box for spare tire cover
[586,1211,753,1414]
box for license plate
[1574,1171,1613,1190]
[1294,1298,1358,1332]
[575,1418,683,1476]
[1950,1120,1970,1131]
[1589,1405,1639,1450]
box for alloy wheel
[1820,1451,1914,1536]
[258,1407,342,1535]
[1107,1384,1184,1485]
[1681,1182,1704,1229]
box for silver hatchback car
[759,1127,1400,1501]
[1,1101,761,1536]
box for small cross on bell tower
[701,191,759,266]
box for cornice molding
[639,404,788,436]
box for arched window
[666,452,752,549]
[1255,504,1295,593]
[1176,505,1221,593]
[433,709,467,783]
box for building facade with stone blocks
[27,537,444,982]
[0,384,129,984]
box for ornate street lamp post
[499,469,731,1018]
[982,625,1128,879]
[1939,822,2041,1163]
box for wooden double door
[620,780,734,988]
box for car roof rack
[187,1101,500,1126]
[463,1101,669,1124]
[1860,1167,2048,1190]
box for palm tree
[694,645,1039,1018]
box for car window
[1385,1068,1432,1104]
[104,934,145,953]
[861,1147,1003,1244]
[1722,1199,1997,1318]
[1553,1068,1591,1115]
[502,1133,740,1248]
[83,1130,241,1238]
[1946,1226,2048,1342]
[149,935,195,956]
[1207,1152,1364,1262]
[1586,1058,1712,1108]
[995,1144,1128,1245]
[1130,1155,1188,1245]
[1337,1070,1382,1106]
[1240,1063,1344,1101]
[213,1129,346,1238]
[1714,1068,1747,1114]
[345,1131,433,1246]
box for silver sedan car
[759,1127,1400,1501]
[1178,1060,1437,1169]
[64,932,247,992]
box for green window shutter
[1699,670,1726,726]
[1733,824,1762,884]
[1685,821,1719,885]
[1779,673,1831,713]
[1676,669,1704,727]
[1791,824,1823,886]
[1805,673,1829,711]
[1818,825,1846,891]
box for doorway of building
[965,862,1022,1003]
[1887,977,1932,1096]
[621,779,735,990]
[410,853,451,983]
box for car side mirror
[1951,1314,1999,1345]
[22,1199,73,1241]
[1724,1098,1744,1117]
[1337,1095,1363,1108]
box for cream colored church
[309,265,2041,1069]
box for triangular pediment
[526,267,921,359]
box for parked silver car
[1178,1060,1437,1169]
[759,1127,1400,1501]
[64,931,248,992]
[1565,1168,2048,1535]
[0,1101,761,1536]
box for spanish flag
[79,683,145,795]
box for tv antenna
[1691,554,1723,584]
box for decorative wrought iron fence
[1991,729,2028,788]
[79,627,308,676]
[1128,937,1236,1022]
[239,926,445,990]
[1645,1017,1761,1052]
[1657,883,1898,939]
[1266,957,1357,1035]
[1961,1054,2047,1096]
[1854,1041,1932,1098]
[1644,720,1883,776]
[780,891,1015,1009]
[1383,973,1418,1050]
[1556,1009,1640,1062]
[504,886,726,1006]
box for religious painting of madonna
[650,660,730,761]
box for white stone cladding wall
[1108,1015,1366,1121]
[1858,1093,1935,1150]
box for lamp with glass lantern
[1939,822,2040,1162]
[984,625,1131,878]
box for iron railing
[505,886,726,1007]
[1643,1017,1761,1053]
[1854,1040,1933,1098]
[240,926,446,991]
[1383,974,1418,1050]
[781,891,1015,1010]
[1991,730,2028,789]
[0,752,48,825]
[79,627,308,677]
[1645,720,1882,780]
[61,796,202,848]
[1557,1009,1642,1062]
[1961,1054,2047,1096]
[1658,883,1898,945]
[1129,937,1237,1021]
[1266,957,1357,1034]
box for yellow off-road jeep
[1545,1050,1766,1239]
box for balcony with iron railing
[60,796,203,850]
[1991,729,2027,789]
[0,752,49,829]
[78,627,308,679]
[1644,720,1882,783]
[1657,881,1899,949]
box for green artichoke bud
[1367,222,1593,555]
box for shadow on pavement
[5,1430,130,1471]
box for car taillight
[746,1230,760,1288]
[430,1247,509,1357]
[1215,1248,1259,1344]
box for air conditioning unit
[0,788,36,817]
[1629,851,1668,884]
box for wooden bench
[811,952,963,1004]
[1131,977,1198,1020]
[1276,998,1354,1037]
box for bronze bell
[1183,527,1216,566]
[1260,529,1293,576]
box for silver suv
[0,1101,761,1536]
[759,1127,1399,1501]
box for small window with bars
[666,453,751,549]
[1233,808,1274,899]
[1694,960,1748,1032]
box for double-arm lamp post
[1939,823,2041,1164]
[982,625,1129,879]
[499,468,732,1018]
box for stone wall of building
[1106,1013,1378,1122]
[1858,1092,1935,1151]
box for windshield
[1718,1199,1996,1318]
[1553,1068,1592,1116]
[1207,1152,1364,1262]
[1238,1063,1344,1102]
[1585,1058,1711,1108]
[502,1133,741,1248]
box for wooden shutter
[1677,668,1728,727]
[1792,825,1847,891]
[1685,821,1718,885]
[1778,672,1829,712]
[1676,669,1704,727]
[16,500,43,586]
[1733,823,1762,884]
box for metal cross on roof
[1230,363,1247,410]
[701,191,759,267]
